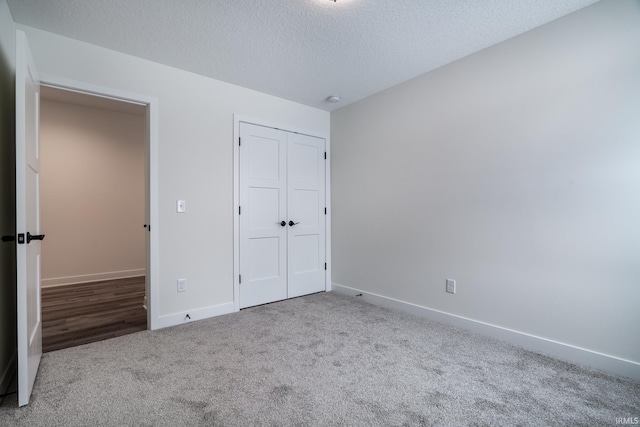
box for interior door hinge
[239,137,241,147]
[239,274,242,284]
[239,206,241,215]
[325,263,327,270]
[324,207,327,215]
[324,152,327,160]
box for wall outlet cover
[177,278,187,292]
[446,279,456,294]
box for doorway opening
[39,85,150,351]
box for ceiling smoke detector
[326,95,341,103]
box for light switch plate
[177,200,186,213]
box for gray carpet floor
[0,292,638,426]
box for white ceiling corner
[7,0,600,112]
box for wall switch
[446,279,456,294]
[177,278,187,293]
[177,200,186,213]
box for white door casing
[238,122,326,309]
[38,75,159,329]
[16,30,42,407]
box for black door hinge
[324,207,327,215]
[17,233,25,244]
[324,263,327,270]
[239,275,242,284]
[239,137,241,147]
[324,152,327,160]
[239,206,241,215]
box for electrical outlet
[446,279,456,294]
[177,200,186,213]
[177,278,187,293]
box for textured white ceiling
[7,0,600,111]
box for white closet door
[287,133,326,298]
[239,122,326,309]
[239,123,287,308]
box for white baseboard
[0,350,17,396]
[331,283,640,381]
[42,269,146,287]
[152,302,235,330]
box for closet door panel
[287,133,326,298]
[239,123,287,308]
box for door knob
[280,221,287,227]
[288,221,300,226]
[26,232,45,244]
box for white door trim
[39,74,161,330]
[233,115,331,312]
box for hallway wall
[40,98,146,286]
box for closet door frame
[233,115,331,312]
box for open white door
[15,30,42,407]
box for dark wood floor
[41,276,147,353]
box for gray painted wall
[0,0,16,396]
[331,0,640,366]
